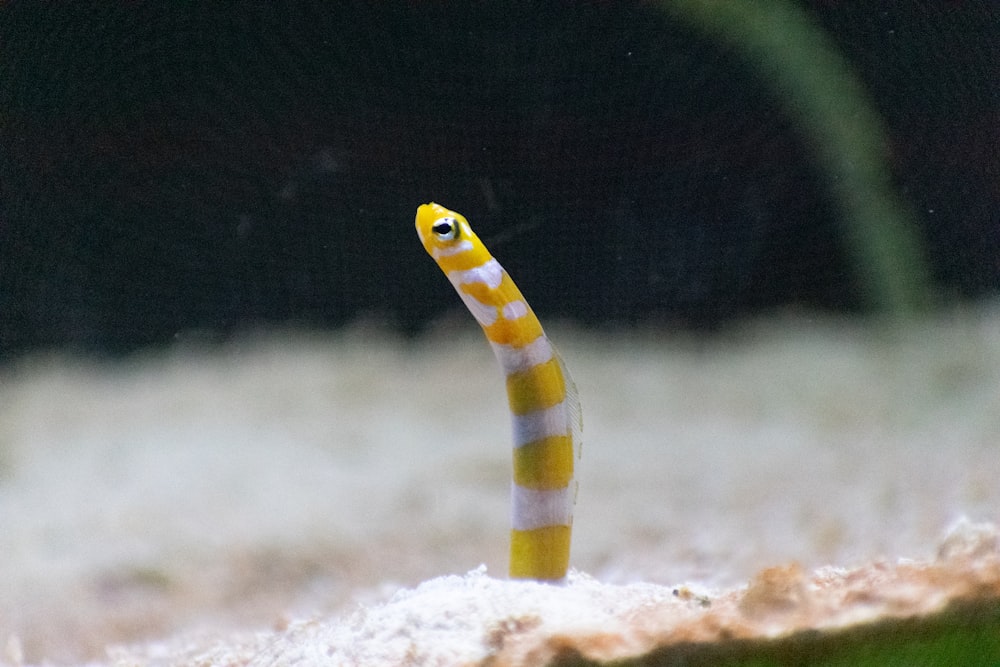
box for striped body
[415,202,581,581]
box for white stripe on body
[448,259,504,289]
[489,336,554,375]
[456,290,498,327]
[509,400,572,448]
[501,300,529,320]
[510,484,574,531]
[431,239,474,259]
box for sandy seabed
[1,306,998,665]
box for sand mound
[1,310,998,664]
[106,518,1000,666]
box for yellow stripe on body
[415,202,581,582]
[513,435,574,489]
[510,525,571,580]
[505,357,566,415]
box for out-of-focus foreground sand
[1,307,998,665]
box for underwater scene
[1,3,998,665]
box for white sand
[1,306,998,664]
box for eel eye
[431,217,459,240]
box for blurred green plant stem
[660,0,934,318]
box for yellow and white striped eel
[415,202,581,581]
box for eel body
[415,202,581,581]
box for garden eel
[415,202,581,581]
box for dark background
[1,2,997,360]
